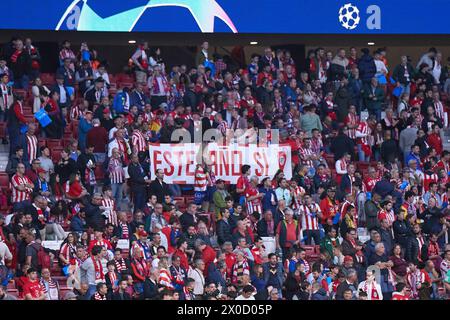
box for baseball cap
[103,108,110,114]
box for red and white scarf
[92,256,105,283]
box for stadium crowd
[0,38,449,301]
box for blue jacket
[70,215,86,233]
[112,91,130,114]
[259,187,277,214]
[78,117,92,150]
[130,90,148,111]
[207,267,226,289]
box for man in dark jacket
[392,55,415,94]
[111,279,132,300]
[363,77,385,121]
[405,223,428,265]
[216,208,233,246]
[183,82,198,111]
[148,169,171,204]
[357,48,376,85]
[263,253,284,294]
[128,154,150,212]
[393,211,412,248]
[85,194,107,231]
[335,268,358,300]
[9,39,32,89]
[330,127,355,161]
[257,210,276,237]
[334,77,352,122]
[179,203,198,233]
[378,218,394,254]
[364,192,381,231]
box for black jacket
[417,207,442,235]
[179,213,196,233]
[128,162,147,191]
[148,179,171,203]
[330,134,355,161]
[357,54,376,82]
[334,85,352,122]
[9,51,31,79]
[392,63,415,85]
[393,220,411,248]
[77,152,96,187]
[216,219,233,245]
[85,202,107,230]
[381,139,400,163]
[55,158,78,184]
[143,278,160,300]
[111,291,132,300]
[405,236,428,264]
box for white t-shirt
[235,295,255,300]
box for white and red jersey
[299,145,314,167]
[291,186,305,211]
[416,236,425,262]
[159,268,174,289]
[108,157,125,184]
[434,101,445,123]
[377,209,395,225]
[364,176,380,192]
[345,113,359,139]
[406,269,430,299]
[26,134,38,164]
[245,185,263,215]
[194,166,207,192]
[435,159,449,174]
[356,121,373,146]
[60,243,76,264]
[70,105,82,121]
[102,197,117,226]
[11,174,33,203]
[299,203,321,230]
[131,129,147,153]
[310,137,323,156]
[335,159,348,176]
[423,172,438,193]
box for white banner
[149,143,292,184]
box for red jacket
[427,133,443,155]
[319,197,340,224]
[201,245,217,276]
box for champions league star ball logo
[56,0,238,33]
[338,3,360,30]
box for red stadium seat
[46,139,63,149]
[51,148,64,163]
[0,173,9,188]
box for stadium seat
[51,148,64,163]
[46,139,63,149]
[0,173,9,189]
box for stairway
[0,144,9,172]
[442,128,450,152]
